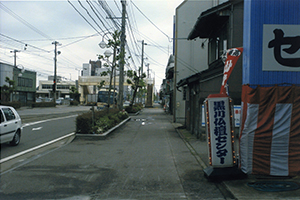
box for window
[18,77,33,88]
[2,108,16,121]
[208,23,228,65]
[182,86,187,101]
[42,84,52,89]
[0,110,4,123]
[57,85,70,90]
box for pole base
[203,166,247,181]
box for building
[161,55,175,113]
[78,60,131,105]
[36,76,75,99]
[0,62,36,105]
[171,0,243,137]
[173,0,214,124]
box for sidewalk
[173,115,300,200]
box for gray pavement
[1,105,300,199]
[174,119,300,200]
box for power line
[67,0,102,35]
[77,0,106,34]
[0,2,54,41]
[86,0,114,32]
[130,0,171,41]
[0,33,51,53]
[60,33,99,48]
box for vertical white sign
[205,97,233,167]
[202,105,240,127]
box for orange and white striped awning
[239,85,300,176]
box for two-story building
[36,76,76,100]
[0,62,36,105]
[172,0,214,125]
[170,0,243,138]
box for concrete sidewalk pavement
[173,116,300,200]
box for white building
[36,76,75,99]
[173,0,213,124]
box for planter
[75,117,131,140]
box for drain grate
[247,181,300,192]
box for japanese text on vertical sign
[213,101,228,164]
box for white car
[0,105,22,146]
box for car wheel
[10,130,21,146]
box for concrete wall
[174,0,212,124]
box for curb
[128,110,141,116]
[175,127,208,169]
[75,117,131,140]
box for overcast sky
[0,0,186,91]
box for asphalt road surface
[0,106,230,200]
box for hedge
[0,101,21,109]
[31,102,56,108]
[76,108,129,134]
[124,103,143,113]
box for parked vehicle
[0,105,22,146]
[97,89,118,109]
[87,94,97,106]
[123,100,130,107]
[56,99,63,105]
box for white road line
[0,132,75,164]
[32,127,43,131]
[22,114,77,128]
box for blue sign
[243,0,300,85]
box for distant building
[78,60,130,105]
[36,77,75,99]
[0,62,36,105]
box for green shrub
[70,100,79,106]
[93,116,112,134]
[0,101,21,109]
[125,104,142,113]
[76,108,129,134]
[117,111,129,120]
[32,102,55,108]
[76,112,93,134]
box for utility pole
[10,50,20,67]
[141,40,145,76]
[52,41,61,104]
[119,0,126,110]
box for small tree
[2,77,15,102]
[69,86,80,102]
[126,68,146,107]
[97,80,106,91]
[98,30,121,112]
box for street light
[99,40,108,49]
[99,32,119,109]
[104,50,113,58]
[98,32,112,49]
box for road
[0,115,77,159]
[0,106,232,200]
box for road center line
[22,115,77,128]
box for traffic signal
[52,84,56,92]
